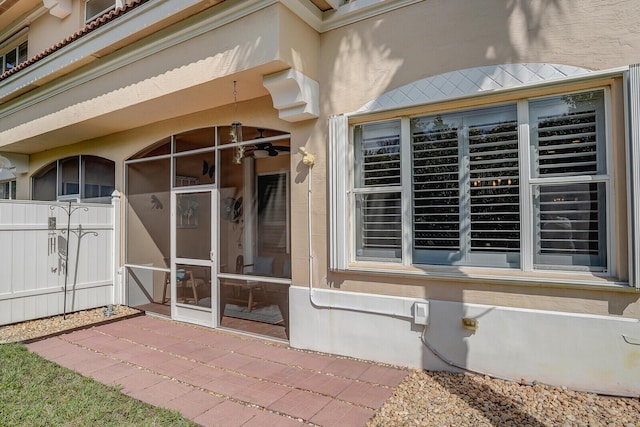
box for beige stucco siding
[27,2,84,57]
[319,0,640,114]
[310,1,640,318]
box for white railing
[0,194,120,325]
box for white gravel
[0,305,141,343]
[368,370,640,427]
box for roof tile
[0,0,150,82]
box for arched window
[32,155,115,203]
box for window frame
[340,87,615,279]
[351,119,403,262]
[1,40,27,73]
[0,180,16,199]
[84,0,124,22]
[31,155,115,203]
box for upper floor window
[0,180,16,199]
[344,89,611,273]
[85,0,125,22]
[32,155,115,203]
[1,41,27,72]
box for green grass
[0,343,197,427]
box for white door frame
[170,186,217,327]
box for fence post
[111,190,123,305]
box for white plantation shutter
[356,121,401,187]
[534,183,605,267]
[411,105,520,267]
[530,90,607,269]
[536,113,600,176]
[412,119,460,254]
[354,121,402,260]
[356,192,402,257]
[468,118,520,254]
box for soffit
[0,3,297,153]
[308,0,333,12]
[0,0,41,37]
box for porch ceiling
[0,63,285,154]
[0,1,319,154]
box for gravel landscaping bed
[0,305,142,344]
[1,307,638,426]
[368,370,639,427]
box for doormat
[223,304,284,325]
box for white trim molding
[625,64,640,291]
[263,69,319,122]
[282,0,424,32]
[328,114,349,270]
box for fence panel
[0,199,115,325]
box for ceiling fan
[246,129,290,158]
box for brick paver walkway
[26,315,408,426]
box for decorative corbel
[43,0,72,19]
[263,69,319,122]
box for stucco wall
[27,1,85,56]
[307,0,640,319]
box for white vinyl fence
[0,196,120,326]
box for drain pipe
[298,147,412,319]
[298,147,316,309]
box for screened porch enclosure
[125,126,291,340]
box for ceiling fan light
[253,149,269,158]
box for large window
[349,89,610,273]
[32,155,115,203]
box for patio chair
[161,269,204,305]
[222,255,271,312]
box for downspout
[298,146,412,319]
[298,147,316,308]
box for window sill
[341,262,634,292]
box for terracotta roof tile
[0,0,150,82]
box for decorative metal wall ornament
[49,201,97,320]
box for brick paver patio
[26,315,408,427]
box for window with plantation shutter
[354,121,402,260]
[530,90,607,270]
[469,116,520,256]
[355,121,401,187]
[411,105,520,267]
[345,88,610,274]
[412,116,460,255]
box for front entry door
[171,189,216,326]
